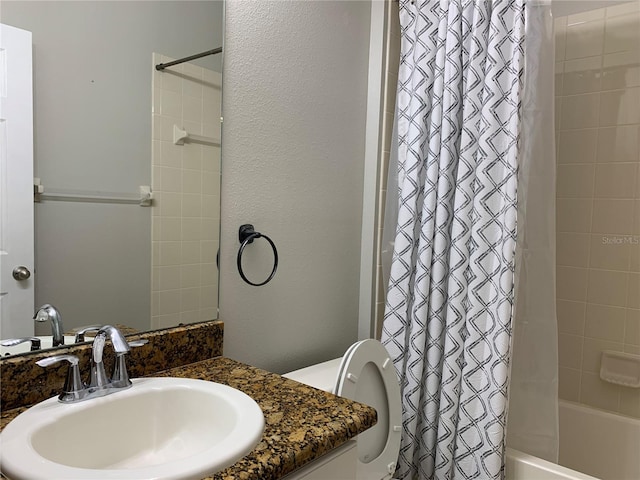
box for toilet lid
[335,339,401,479]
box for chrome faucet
[33,304,64,347]
[36,325,146,403]
[89,325,131,390]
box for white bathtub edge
[506,448,600,480]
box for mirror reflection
[0,1,223,356]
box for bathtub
[506,449,598,480]
[506,400,640,480]
[558,400,640,480]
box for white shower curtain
[506,0,559,464]
[380,0,556,478]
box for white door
[0,24,34,339]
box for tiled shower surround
[151,54,221,329]
[554,2,640,418]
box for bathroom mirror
[0,0,223,356]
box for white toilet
[283,339,402,480]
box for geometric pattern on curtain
[381,1,525,479]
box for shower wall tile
[558,333,583,369]
[183,96,203,124]
[625,309,640,345]
[183,120,202,137]
[593,199,636,234]
[589,233,631,270]
[580,372,620,411]
[602,51,640,90]
[161,90,182,118]
[557,300,586,335]
[628,273,640,308]
[556,164,595,198]
[182,241,201,264]
[565,19,605,60]
[606,1,640,18]
[596,126,640,163]
[584,303,626,342]
[159,241,181,266]
[587,269,629,307]
[556,198,593,233]
[563,57,602,95]
[604,12,640,55]
[557,266,589,301]
[557,232,590,267]
[160,194,182,218]
[555,6,640,419]
[151,53,221,329]
[161,69,182,93]
[160,143,182,168]
[599,87,640,126]
[594,163,638,199]
[555,64,564,96]
[555,17,567,62]
[568,8,605,25]
[619,387,640,417]
[558,367,581,402]
[560,93,600,129]
[582,338,624,373]
[631,243,640,271]
[558,129,598,164]
[183,144,203,171]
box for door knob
[12,266,31,281]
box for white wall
[221,0,372,373]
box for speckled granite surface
[0,321,377,479]
[0,321,223,410]
[1,357,377,480]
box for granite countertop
[0,356,377,480]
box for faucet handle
[73,325,103,343]
[1,337,42,351]
[127,339,149,348]
[111,339,148,388]
[36,355,85,403]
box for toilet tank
[283,358,342,393]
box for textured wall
[220,0,371,373]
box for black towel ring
[237,224,278,286]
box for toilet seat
[334,340,402,479]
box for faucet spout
[89,325,131,390]
[97,325,130,354]
[33,304,64,347]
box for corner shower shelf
[600,351,640,388]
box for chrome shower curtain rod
[155,47,222,71]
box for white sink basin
[0,377,265,480]
[0,335,78,357]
